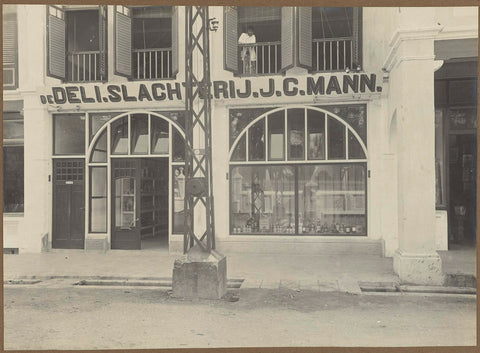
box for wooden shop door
[52,159,85,249]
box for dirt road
[4,286,476,349]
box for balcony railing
[133,48,172,80]
[67,51,104,82]
[313,37,354,72]
[239,42,281,76]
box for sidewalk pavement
[3,247,476,293]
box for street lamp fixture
[209,17,219,31]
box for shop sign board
[38,72,383,109]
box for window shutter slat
[47,6,66,80]
[171,6,179,77]
[99,5,108,79]
[281,7,295,72]
[297,7,312,69]
[224,6,238,73]
[3,14,17,64]
[115,6,132,77]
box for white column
[387,11,444,284]
[22,94,52,253]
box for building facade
[3,5,478,284]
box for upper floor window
[3,5,18,90]
[312,7,361,72]
[224,7,362,76]
[47,5,107,82]
[114,6,178,80]
[237,7,281,75]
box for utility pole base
[172,245,227,299]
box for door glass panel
[90,167,107,232]
[90,112,121,142]
[172,128,185,161]
[151,117,169,154]
[248,119,265,161]
[231,135,246,161]
[348,130,365,159]
[288,108,305,160]
[328,117,346,159]
[90,130,107,163]
[268,111,285,160]
[307,109,325,160]
[115,177,136,228]
[131,114,149,154]
[111,117,129,155]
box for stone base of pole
[172,245,227,299]
[393,249,445,285]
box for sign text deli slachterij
[39,73,382,105]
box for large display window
[229,106,367,236]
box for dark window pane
[312,7,354,39]
[66,10,99,52]
[448,79,478,106]
[151,117,169,154]
[249,119,265,161]
[288,108,305,160]
[448,108,478,130]
[173,166,185,233]
[131,114,149,155]
[231,165,295,234]
[231,134,246,161]
[307,109,325,160]
[348,130,365,159]
[327,117,346,159]
[3,146,24,213]
[111,116,128,155]
[54,114,85,155]
[298,164,366,235]
[90,130,107,163]
[172,128,185,162]
[268,111,285,160]
[434,80,447,106]
[3,120,23,142]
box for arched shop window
[87,112,186,234]
[229,106,367,236]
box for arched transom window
[229,106,367,236]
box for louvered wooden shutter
[114,5,132,77]
[99,5,108,79]
[224,6,238,73]
[281,7,295,72]
[47,5,66,80]
[297,7,312,69]
[352,7,361,68]
[171,6,179,77]
[3,9,18,89]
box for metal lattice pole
[183,6,216,254]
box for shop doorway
[111,158,169,250]
[448,133,477,247]
[52,159,85,249]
